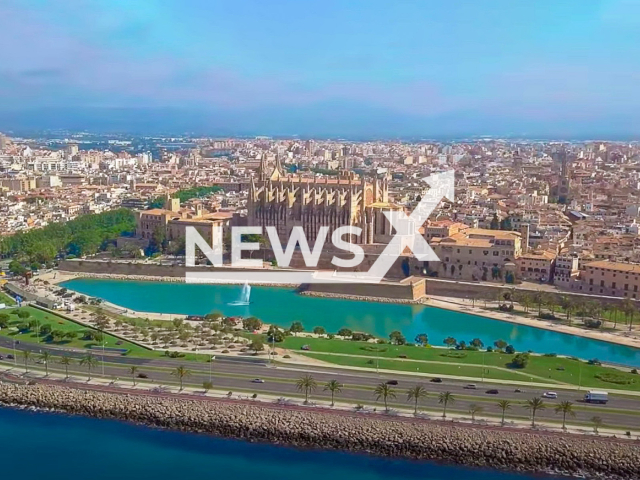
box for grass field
[277,335,640,391]
[0,291,16,306]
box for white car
[251,378,265,383]
[542,391,558,399]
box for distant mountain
[0,105,638,140]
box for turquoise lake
[62,278,640,367]
[0,407,560,480]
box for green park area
[276,335,640,391]
[0,306,153,355]
[0,291,16,306]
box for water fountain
[229,281,251,306]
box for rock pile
[0,383,638,479]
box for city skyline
[1,1,640,137]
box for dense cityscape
[3,132,640,298]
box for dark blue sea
[0,407,564,480]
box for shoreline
[0,380,638,480]
[41,271,640,351]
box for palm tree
[374,382,396,411]
[519,293,533,313]
[438,391,455,419]
[406,385,428,415]
[497,399,512,426]
[21,350,31,374]
[468,403,483,423]
[80,353,98,380]
[39,351,51,376]
[129,366,139,386]
[555,401,576,431]
[296,374,318,404]
[59,356,73,379]
[323,379,343,407]
[171,366,192,391]
[524,397,546,428]
[559,295,575,324]
[591,416,603,435]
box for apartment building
[516,250,556,283]
[429,228,522,282]
[581,260,640,299]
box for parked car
[542,391,558,399]
[301,345,310,351]
[252,378,265,383]
[430,377,443,383]
[0,354,4,360]
[464,384,477,390]
[486,389,499,395]
[385,380,398,385]
[7,354,14,360]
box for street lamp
[101,341,106,377]
[209,355,215,383]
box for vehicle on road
[137,373,149,379]
[464,384,477,389]
[430,377,443,383]
[252,378,265,383]
[385,380,398,385]
[486,389,499,395]
[7,354,14,360]
[584,390,609,404]
[514,388,523,393]
[542,391,558,399]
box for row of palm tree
[487,288,639,331]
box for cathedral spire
[270,154,284,181]
[258,154,267,181]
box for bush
[584,319,603,329]
[595,373,635,385]
[505,345,516,354]
[485,346,493,352]
[543,353,557,357]
[538,312,557,320]
[588,358,602,366]
[361,345,387,353]
[510,352,530,369]
[441,351,467,359]
[221,349,230,353]
[631,369,638,374]
[283,354,291,359]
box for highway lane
[2,353,639,430]
[2,334,640,412]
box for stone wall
[425,278,628,306]
[304,276,426,300]
[0,382,638,480]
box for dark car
[385,380,398,385]
[7,354,14,360]
[0,354,4,360]
[137,373,149,379]
[486,389,499,395]
[430,377,443,383]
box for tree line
[148,185,223,209]
[0,208,136,268]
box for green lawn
[0,290,16,306]
[0,306,154,356]
[276,335,640,391]
[0,306,217,363]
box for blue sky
[1,0,640,136]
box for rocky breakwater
[1,383,639,479]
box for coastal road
[2,344,640,430]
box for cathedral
[248,156,398,246]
